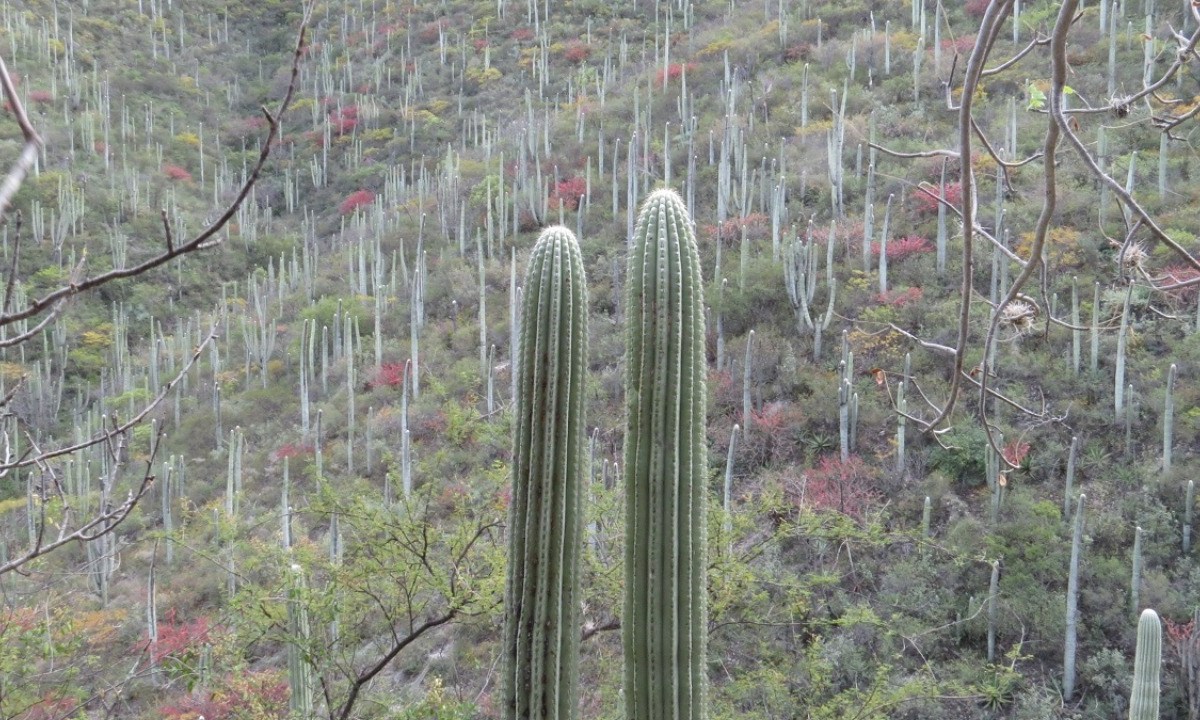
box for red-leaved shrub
[942,35,975,54]
[369,362,408,390]
[874,286,925,307]
[137,609,217,666]
[339,189,374,215]
[656,62,697,85]
[329,105,359,135]
[162,164,192,182]
[703,213,770,246]
[965,0,991,16]
[794,455,878,519]
[562,40,590,64]
[872,235,934,261]
[549,176,588,211]
[912,181,962,214]
[159,671,288,720]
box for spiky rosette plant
[623,188,708,720]
[502,225,588,720]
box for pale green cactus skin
[1129,608,1162,720]
[623,188,708,720]
[287,564,314,719]
[502,226,588,720]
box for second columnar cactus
[1130,608,1162,720]
[624,188,708,720]
[502,226,589,720]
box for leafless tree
[0,4,313,577]
[872,0,1200,463]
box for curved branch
[0,55,43,218]
[924,0,1015,434]
[0,16,310,331]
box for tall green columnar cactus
[287,564,314,719]
[1064,493,1086,703]
[1129,608,1162,720]
[624,188,708,720]
[502,225,588,720]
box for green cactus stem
[987,559,1000,663]
[1164,363,1176,471]
[287,564,314,719]
[502,225,588,720]
[1129,608,1162,720]
[624,188,708,720]
[1131,526,1143,618]
[1064,493,1086,702]
[1185,479,1195,553]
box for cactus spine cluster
[502,226,589,720]
[623,188,708,720]
[1129,608,1162,720]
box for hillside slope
[1,0,1199,718]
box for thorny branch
[878,0,1200,461]
[0,3,313,576]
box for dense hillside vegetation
[1,0,1199,717]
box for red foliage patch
[418,20,445,43]
[1157,264,1200,303]
[872,235,934,261]
[159,671,288,720]
[339,189,374,215]
[942,35,976,54]
[1001,439,1031,468]
[511,27,535,42]
[137,609,217,666]
[18,694,77,720]
[27,89,53,105]
[965,0,991,17]
[549,176,588,211]
[702,213,770,246]
[874,286,925,307]
[795,455,878,519]
[272,442,314,462]
[369,362,408,390]
[783,43,812,63]
[473,37,489,52]
[656,62,697,85]
[162,164,192,182]
[329,105,359,136]
[912,181,962,214]
[562,40,591,64]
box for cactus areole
[502,226,588,720]
[623,188,709,720]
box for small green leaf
[1026,82,1046,111]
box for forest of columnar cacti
[1,0,1200,717]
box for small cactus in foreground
[624,188,708,720]
[286,564,314,719]
[502,226,589,720]
[1129,608,1162,720]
